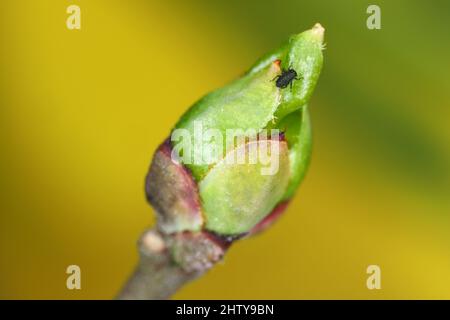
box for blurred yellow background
[1,0,449,299]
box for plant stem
[117,228,223,300]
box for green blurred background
[1,0,449,299]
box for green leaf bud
[146,24,325,237]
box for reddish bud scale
[145,140,204,234]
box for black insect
[273,67,302,89]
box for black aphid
[273,67,302,89]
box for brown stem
[117,228,226,300]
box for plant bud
[146,24,325,239]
